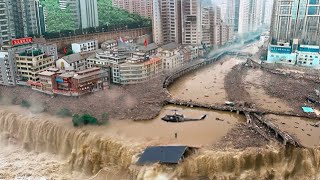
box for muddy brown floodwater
[168,56,245,105]
[105,105,246,147]
[266,114,320,148]
[243,69,292,112]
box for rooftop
[137,43,158,52]
[137,146,191,165]
[38,71,56,76]
[161,42,179,51]
[76,67,100,74]
[61,53,85,64]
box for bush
[21,100,31,108]
[72,114,80,127]
[72,114,99,127]
[57,108,72,117]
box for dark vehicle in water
[161,110,207,123]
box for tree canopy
[40,0,151,33]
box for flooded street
[169,56,245,104]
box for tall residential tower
[270,0,320,45]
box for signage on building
[11,37,33,46]
[270,46,292,54]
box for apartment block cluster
[112,0,153,19]
[152,0,233,49]
[267,0,320,67]
[0,37,204,96]
[114,0,273,47]
[0,0,46,44]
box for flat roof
[38,71,56,76]
[76,67,100,74]
[137,146,189,165]
[58,72,75,78]
[73,70,103,79]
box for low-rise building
[30,67,106,96]
[267,42,320,68]
[158,43,183,71]
[87,43,162,84]
[0,43,58,86]
[101,40,118,50]
[72,40,98,53]
[56,53,87,71]
[69,67,104,95]
[267,44,296,65]
[16,48,55,82]
[296,45,320,67]
[116,55,162,84]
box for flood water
[104,105,246,147]
[244,69,292,112]
[266,114,320,147]
[168,56,244,105]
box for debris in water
[215,118,224,121]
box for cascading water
[1,109,320,180]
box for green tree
[40,0,76,32]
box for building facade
[87,43,162,84]
[16,49,55,82]
[112,0,153,19]
[79,0,99,29]
[58,0,99,29]
[270,0,320,46]
[158,42,183,71]
[181,0,202,45]
[0,49,16,85]
[152,0,181,45]
[72,40,98,53]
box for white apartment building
[72,40,98,53]
[158,42,183,71]
[87,46,162,84]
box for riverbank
[0,76,168,120]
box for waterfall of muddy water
[2,106,320,178]
[168,56,245,105]
[243,69,292,112]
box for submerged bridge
[165,98,305,148]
